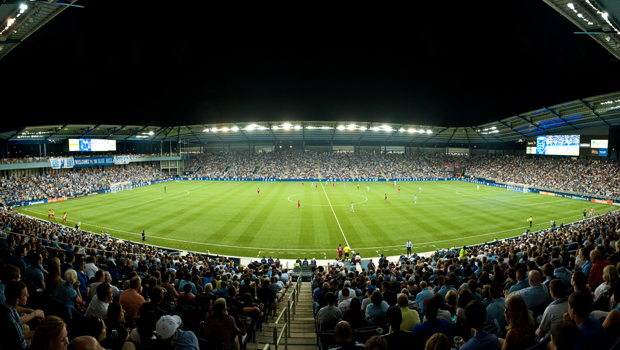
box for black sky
[2,0,619,130]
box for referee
[406,240,413,256]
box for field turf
[17,180,617,259]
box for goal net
[110,181,133,194]
[506,182,529,193]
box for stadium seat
[320,330,337,350]
[198,338,226,350]
[354,326,384,344]
[524,333,550,350]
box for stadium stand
[3,151,620,349]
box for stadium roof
[2,91,620,145]
[0,0,81,60]
[543,0,620,59]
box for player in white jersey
[367,185,369,192]
[414,195,417,204]
[344,182,346,189]
[350,202,354,212]
[419,186,421,193]
[477,185,479,191]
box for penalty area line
[321,183,350,247]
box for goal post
[506,182,529,193]
[110,181,133,194]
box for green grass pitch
[17,180,617,260]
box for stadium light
[148,131,154,135]
[337,125,345,130]
[346,124,357,130]
[212,128,219,132]
[221,127,229,132]
[294,125,302,130]
[20,4,27,10]
[272,126,279,130]
[427,130,432,134]
[203,128,209,132]
[257,126,268,130]
[231,126,239,131]
[567,2,574,9]
[408,128,415,133]
[282,123,292,130]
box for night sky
[2,0,619,131]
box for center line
[321,183,349,247]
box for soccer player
[48,209,52,220]
[344,183,346,189]
[332,182,335,187]
[337,244,343,260]
[298,200,300,210]
[51,209,55,220]
[164,186,166,193]
[419,186,421,193]
[343,244,351,259]
[302,181,304,186]
[406,240,413,256]
[590,207,595,217]
[141,230,146,243]
[385,193,387,202]
[414,195,417,204]
[583,209,587,220]
[311,182,314,187]
[350,202,354,212]
[315,183,317,189]
[393,181,395,188]
[527,216,533,227]
[357,183,359,190]
[367,185,369,192]
[477,185,479,191]
[398,186,400,193]
[62,212,67,224]
[257,188,260,195]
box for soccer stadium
[2,1,620,350]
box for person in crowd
[365,290,389,325]
[549,321,582,350]
[461,300,500,350]
[45,257,63,297]
[317,292,342,326]
[424,333,450,350]
[0,264,21,304]
[151,315,182,350]
[511,270,549,310]
[536,279,568,338]
[0,281,44,349]
[562,290,609,350]
[364,335,389,350]
[119,276,147,325]
[83,316,107,345]
[101,302,129,350]
[86,283,114,319]
[128,310,158,348]
[593,265,618,299]
[396,293,420,332]
[413,298,452,344]
[71,336,104,350]
[342,296,365,322]
[24,251,46,290]
[56,268,84,317]
[140,286,168,319]
[498,295,535,350]
[204,298,240,350]
[330,321,365,350]
[588,249,612,289]
[29,315,70,350]
[383,306,420,349]
[603,283,620,331]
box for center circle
[287,193,368,206]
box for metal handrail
[273,306,288,350]
[272,276,303,350]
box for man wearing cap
[153,315,182,350]
[204,298,240,350]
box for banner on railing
[113,156,132,165]
[74,157,114,167]
[50,158,75,169]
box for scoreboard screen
[535,135,579,156]
[68,139,117,152]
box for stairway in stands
[251,281,316,350]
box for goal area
[110,181,133,194]
[506,182,529,193]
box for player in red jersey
[332,182,335,187]
[398,186,400,193]
[315,184,317,189]
[302,181,304,186]
[385,193,387,202]
[62,212,67,223]
[298,200,301,209]
[338,244,343,260]
[257,188,260,195]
